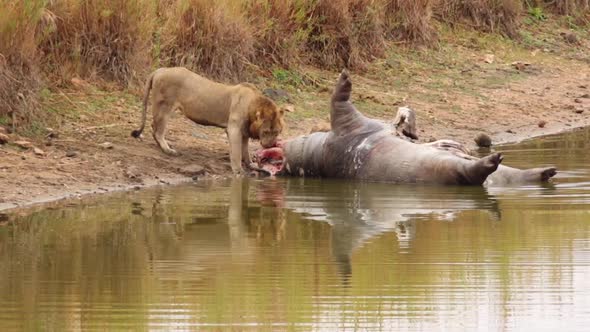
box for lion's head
[248,96,292,148]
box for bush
[39,0,155,85]
[0,0,47,128]
[437,0,522,38]
[159,0,255,82]
[384,0,438,44]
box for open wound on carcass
[254,146,285,176]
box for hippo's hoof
[541,167,557,181]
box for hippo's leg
[461,152,504,185]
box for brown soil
[2,28,590,212]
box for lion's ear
[281,105,295,114]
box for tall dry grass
[39,0,155,85]
[437,0,522,38]
[0,1,48,128]
[1,0,587,130]
[159,0,255,81]
[303,0,386,69]
[384,0,438,44]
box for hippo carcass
[256,70,504,185]
[256,70,556,186]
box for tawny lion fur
[131,67,291,175]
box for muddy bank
[2,52,590,212]
[2,117,588,214]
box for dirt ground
[1,26,590,212]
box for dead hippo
[255,70,556,186]
[256,70,503,185]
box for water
[1,128,589,331]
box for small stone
[506,129,516,134]
[483,54,495,64]
[99,142,113,149]
[574,98,583,103]
[179,165,205,177]
[66,151,78,158]
[0,133,8,144]
[33,147,45,156]
[580,93,590,99]
[537,120,547,128]
[562,32,579,44]
[579,85,588,89]
[474,133,492,148]
[262,88,291,103]
[14,140,32,149]
[574,109,584,114]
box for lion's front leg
[227,125,245,175]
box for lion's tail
[131,70,156,138]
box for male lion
[131,67,291,175]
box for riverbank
[2,23,590,212]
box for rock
[262,88,291,103]
[580,93,590,99]
[71,77,90,90]
[179,165,205,177]
[124,166,142,181]
[66,150,78,158]
[537,120,547,128]
[506,129,515,134]
[511,61,531,71]
[0,133,9,144]
[310,122,331,134]
[191,130,209,140]
[14,140,32,149]
[33,147,45,156]
[474,133,492,148]
[574,108,585,114]
[483,54,495,64]
[574,98,583,103]
[580,85,588,89]
[99,142,114,149]
[561,32,579,45]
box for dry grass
[384,0,438,44]
[0,1,47,128]
[304,0,386,69]
[1,0,587,131]
[437,0,522,38]
[39,0,155,85]
[159,0,255,82]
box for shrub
[159,0,255,82]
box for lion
[131,67,292,175]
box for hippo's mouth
[253,141,285,176]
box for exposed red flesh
[254,146,285,176]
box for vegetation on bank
[0,0,589,130]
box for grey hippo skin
[279,70,505,185]
[423,139,557,186]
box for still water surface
[1,128,590,331]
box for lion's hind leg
[152,101,180,156]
